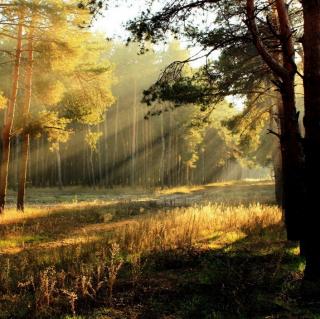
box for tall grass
[0,190,283,318]
[113,203,282,254]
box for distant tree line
[3,40,271,191]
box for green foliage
[143,76,217,107]
[0,1,115,158]
[223,92,274,167]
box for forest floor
[0,180,318,318]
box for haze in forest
[1,1,320,318]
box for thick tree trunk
[17,21,34,211]
[0,11,24,213]
[278,79,305,240]
[270,101,283,207]
[302,0,320,280]
[273,146,283,206]
[247,0,305,239]
[274,0,306,240]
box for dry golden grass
[0,181,289,318]
[0,180,280,256]
[112,203,282,254]
[0,202,281,256]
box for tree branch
[246,0,288,79]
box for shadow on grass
[119,225,309,319]
[0,181,276,253]
[1,183,311,318]
[1,222,312,319]
[0,200,179,251]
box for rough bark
[273,145,283,207]
[278,79,305,240]
[0,10,24,213]
[301,0,320,280]
[275,0,305,240]
[270,97,283,207]
[247,0,305,240]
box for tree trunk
[17,134,30,210]
[168,111,172,186]
[274,0,305,240]
[159,106,165,187]
[0,11,24,213]
[13,136,20,191]
[247,0,305,240]
[267,2,284,207]
[278,78,305,240]
[270,97,283,207]
[17,19,34,211]
[56,146,63,190]
[35,138,40,186]
[112,99,119,185]
[82,133,87,185]
[301,0,320,280]
[143,115,147,186]
[97,123,103,187]
[273,146,283,206]
[131,80,137,185]
[89,147,96,189]
[104,112,109,187]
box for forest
[0,0,319,318]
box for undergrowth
[0,181,315,318]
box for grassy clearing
[0,181,316,318]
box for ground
[0,181,318,318]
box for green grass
[0,180,317,318]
